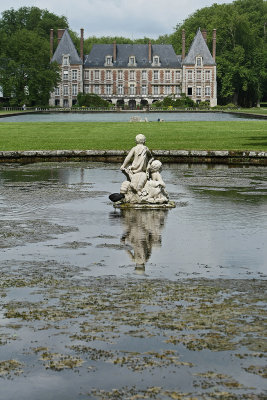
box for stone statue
[109,134,175,208]
[120,133,152,194]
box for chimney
[80,28,84,62]
[50,29,54,60]
[57,29,65,44]
[212,29,216,61]
[113,40,117,62]
[182,29,186,60]
[148,40,152,62]
[201,29,207,43]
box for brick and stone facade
[50,28,217,108]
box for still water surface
[0,111,260,122]
[0,163,266,400]
[0,162,266,279]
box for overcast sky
[0,0,234,38]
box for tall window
[63,70,69,80]
[118,84,124,95]
[165,70,170,80]
[72,70,77,80]
[106,70,111,80]
[94,70,100,80]
[196,57,202,66]
[72,84,77,95]
[118,70,123,80]
[130,70,135,80]
[175,70,181,81]
[84,70,89,80]
[196,87,201,96]
[205,86,211,96]
[55,87,60,96]
[94,85,100,94]
[205,70,211,81]
[63,85,68,95]
[142,70,147,80]
[196,70,202,80]
[106,84,112,94]
[129,84,135,95]
[175,86,181,95]
[165,86,171,95]
[84,84,89,93]
[187,70,192,80]
[142,85,147,95]
[153,70,159,80]
[153,85,159,95]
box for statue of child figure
[141,160,169,204]
[120,134,153,194]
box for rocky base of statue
[113,201,176,209]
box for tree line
[0,0,266,107]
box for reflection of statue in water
[117,134,170,205]
[120,209,168,272]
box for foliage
[77,93,111,108]
[152,94,196,108]
[0,7,68,106]
[166,0,267,106]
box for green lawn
[0,121,266,151]
[233,108,267,115]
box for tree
[160,0,267,106]
[0,7,68,106]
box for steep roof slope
[84,44,181,68]
[51,30,82,65]
[183,28,216,66]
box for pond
[0,111,261,122]
[0,162,266,399]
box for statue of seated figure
[120,133,152,194]
[120,135,169,204]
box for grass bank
[231,108,267,115]
[0,121,266,151]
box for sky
[0,0,234,39]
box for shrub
[77,92,110,108]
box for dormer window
[128,56,136,66]
[63,55,69,66]
[152,56,160,66]
[196,57,202,66]
[105,55,113,66]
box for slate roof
[84,44,181,68]
[183,28,216,66]
[51,29,82,65]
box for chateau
[49,28,217,108]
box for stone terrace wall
[0,150,266,165]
